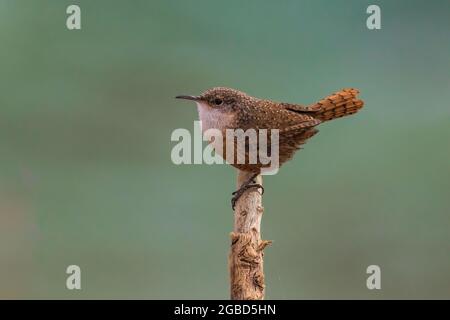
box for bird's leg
[231,172,264,210]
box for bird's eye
[213,98,223,106]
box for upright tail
[310,88,364,121]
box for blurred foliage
[0,0,449,298]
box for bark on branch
[229,170,272,300]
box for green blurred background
[0,0,449,299]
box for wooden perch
[229,170,272,300]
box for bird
[176,87,364,209]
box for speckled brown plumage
[177,87,364,173]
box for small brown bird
[176,87,364,208]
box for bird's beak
[175,95,201,101]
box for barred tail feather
[311,88,364,121]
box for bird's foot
[231,174,264,210]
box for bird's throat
[196,101,235,133]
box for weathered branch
[229,170,272,300]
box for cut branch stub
[229,170,272,300]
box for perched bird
[176,87,364,208]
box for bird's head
[176,87,250,111]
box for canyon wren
[176,87,364,208]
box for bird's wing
[245,99,321,130]
[229,101,321,169]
